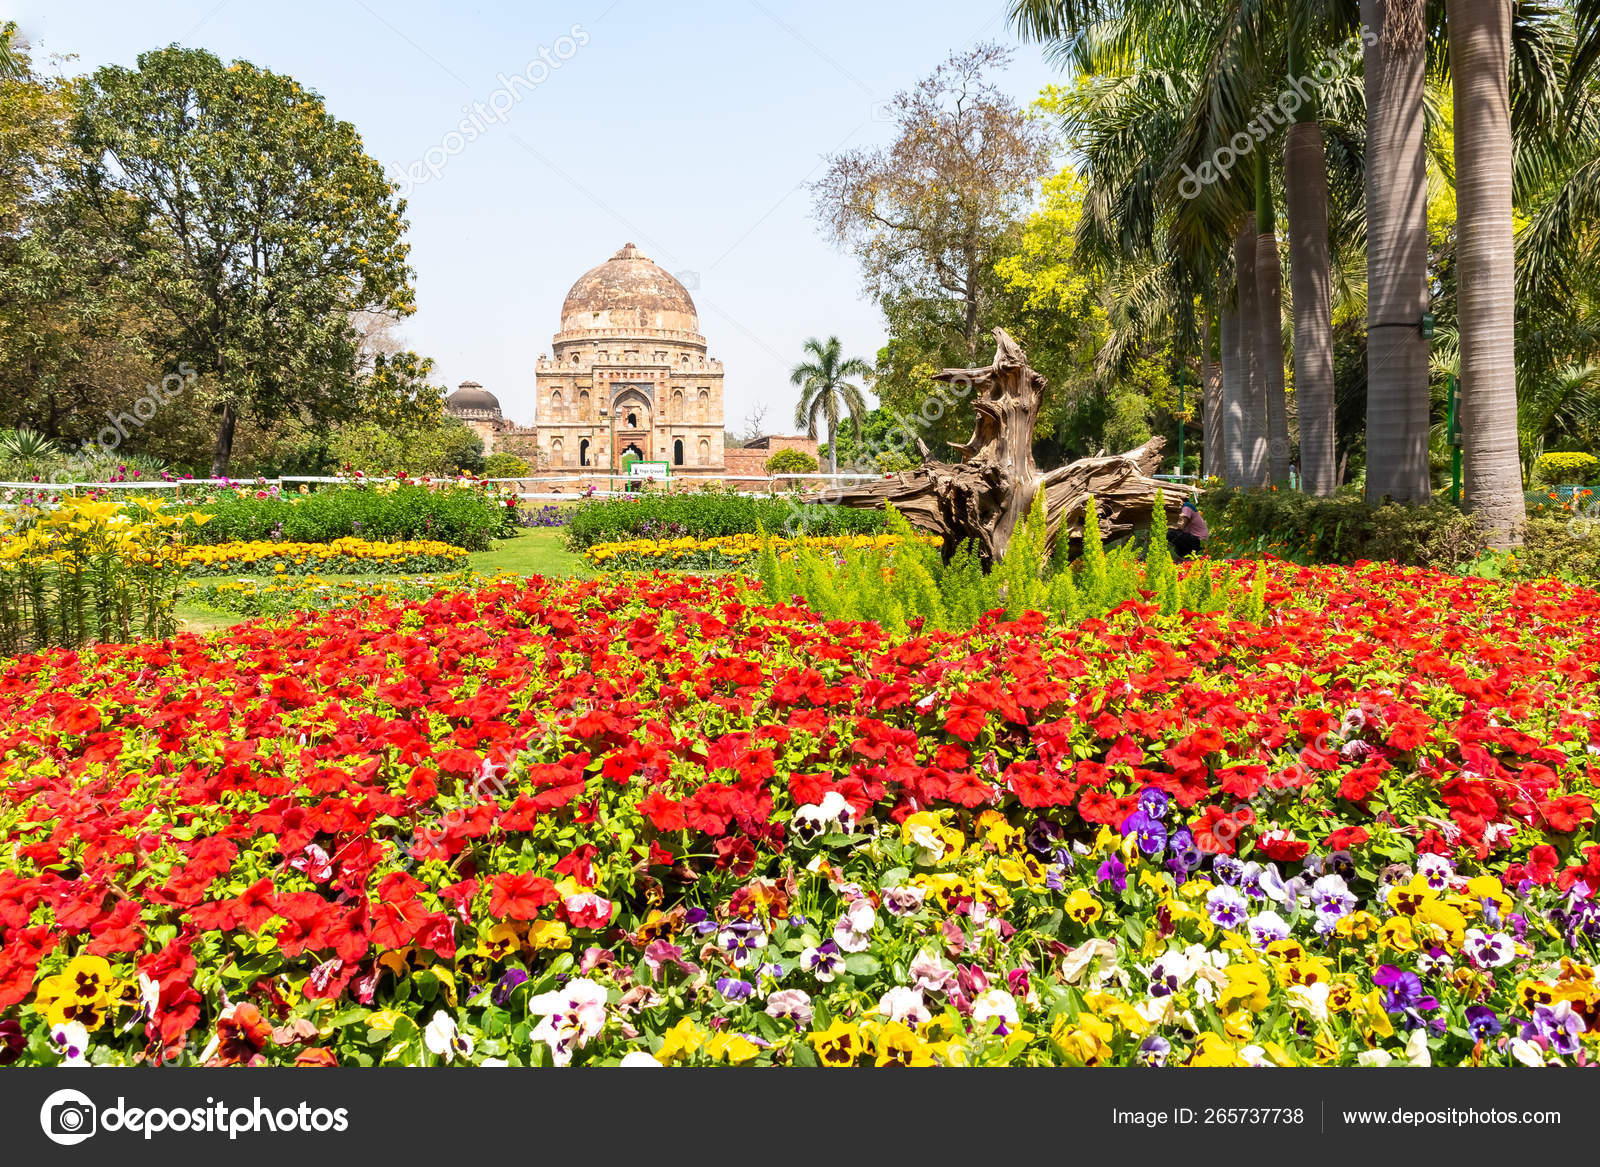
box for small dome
[560,243,699,335]
[446,381,500,415]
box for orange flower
[207,1002,272,1067]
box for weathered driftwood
[810,328,1196,563]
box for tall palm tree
[1236,219,1271,485]
[1255,154,1293,484]
[1202,300,1224,478]
[1285,6,1339,495]
[790,336,871,475]
[1221,297,1245,482]
[0,23,24,81]
[1448,0,1527,545]
[1363,0,1432,502]
[1017,7,1240,477]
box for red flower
[1324,826,1370,851]
[489,872,557,921]
[1526,844,1560,885]
[638,791,688,832]
[1255,830,1310,863]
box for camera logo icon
[40,1089,97,1146]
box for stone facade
[445,243,726,488]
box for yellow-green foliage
[1533,452,1599,486]
[758,493,1253,632]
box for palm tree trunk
[828,420,838,475]
[1221,301,1244,486]
[1235,221,1269,486]
[1202,301,1222,481]
[1449,0,1525,547]
[1284,8,1338,497]
[1362,0,1432,502]
[1256,152,1291,486]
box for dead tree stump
[810,328,1195,563]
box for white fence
[0,472,885,506]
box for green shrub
[563,489,886,550]
[1201,486,1488,569]
[758,490,1257,633]
[192,485,513,551]
[484,453,532,478]
[1532,452,1600,487]
[1481,516,1600,585]
[764,448,819,475]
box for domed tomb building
[527,243,725,477]
[442,380,518,452]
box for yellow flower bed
[0,497,208,649]
[181,537,469,576]
[584,531,940,571]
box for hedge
[191,485,514,552]
[1199,486,1489,569]
[562,491,887,550]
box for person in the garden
[1167,497,1208,559]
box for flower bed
[563,489,886,551]
[584,531,940,571]
[180,538,469,576]
[0,498,207,652]
[184,572,509,618]
[2,564,1600,1068]
[190,482,518,552]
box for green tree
[993,170,1109,439]
[764,447,820,475]
[822,407,930,472]
[0,30,184,457]
[484,452,532,478]
[328,415,484,477]
[811,43,1053,362]
[68,46,427,476]
[790,336,871,475]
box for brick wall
[724,435,819,479]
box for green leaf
[844,953,881,976]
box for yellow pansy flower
[1050,1012,1115,1065]
[1219,963,1271,1013]
[1223,1010,1255,1042]
[1335,911,1380,941]
[1065,889,1103,926]
[706,1032,760,1065]
[477,922,521,963]
[810,1018,864,1067]
[1414,898,1467,950]
[1189,1033,1246,1066]
[655,1018,704,1064]
[1378,916,1417,953]
[874,1021,938,1066]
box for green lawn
[467,527,589,577]
[175,528,587,634]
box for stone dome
[446,381,501,416]
[560,243,699,335]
